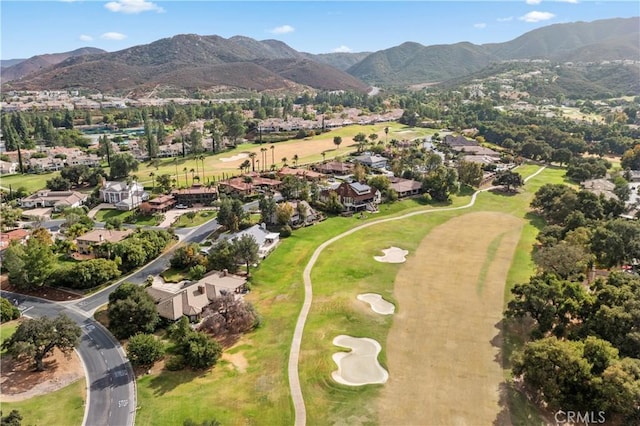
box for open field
[378,211,523,425]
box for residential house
[320,181,381,212]
[388,177,422,198]
[353,154,388,169]
[217,177,254,198]
[442,134,477,148]
[171,184,218,206]
[313,161,354,176]
[0,229,30,250]
[0,160,17,175]
[223,224,280,258]
[28,157,65,172]
[581,178,617,200]
[139,194,176,214]
[452,145,500,157]
[271,200,318,227]
[75,229,134,255]
[277,167,325,182]
[99,179,148,210]
[20,190,88,211]
[147,270,247,321]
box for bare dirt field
[0,348,85,402]
[378,211,523,426]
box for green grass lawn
[0,379,86,426]
[172,210,217,228]
[0,172,59,193]
[159,267,188,283]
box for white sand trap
[374,246,408,263]
[357,293,395,315]
[331,335,388,386]
[219,153,248,162]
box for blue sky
[1,1,638,60]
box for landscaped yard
[94,208,162,226]
[172,210,217,228]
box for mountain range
[1,17,638,96]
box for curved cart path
[288,165,547,425]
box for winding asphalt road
[287,166,546,426]
[4,214,222,426]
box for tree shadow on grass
[146,368,209,396]
[488,188,519,197]
[525,211,545,232]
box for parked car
[176,204,188,209]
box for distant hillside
[347,42,496,85]
[3,17,638,95]
[305,52,372,71]
[1,47,106,82]
[2,35,369,95]
[486,17,640,60]
[347,17,639,86]
[1,58,26,68]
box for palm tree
[183,167,188,187]
[198,154,206,182]
[190,168,196,185]
[321,151,326,162]
[281,157,288,167]
[173,157,179,183]
[261,147,268,172]
[249,152,257,172]
[270,145,275,168]
[333,136,342,149]
[293,154,299,167]
[149,171,155,193]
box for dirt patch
[0,275,82,302]
[0,347,85,402]
[221,351,248,373]
[378,211,523,425]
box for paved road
[1,291,136,426]
[287,166,547,425]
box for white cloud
[474,23,487,29]
[519,11,555,22]
[270,25,295,35]
[525,0,542,5]
[333,45,352,53]
[104,0,164,14]
[101,32,127,40]
[79,34,94,42]
[497,16,514,22]
[555,0,578,3]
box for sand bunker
[374,247,408,263]
[357,293,395,315]
[331,335,388,386]
[219,153,249,162]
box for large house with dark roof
[320,181,381,212]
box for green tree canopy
[2,314,81,371]
[126,333,164,368]
[107,282,160,339]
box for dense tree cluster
[198,294,260,340]
[505,183,640,422]
[126,333,165,368]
